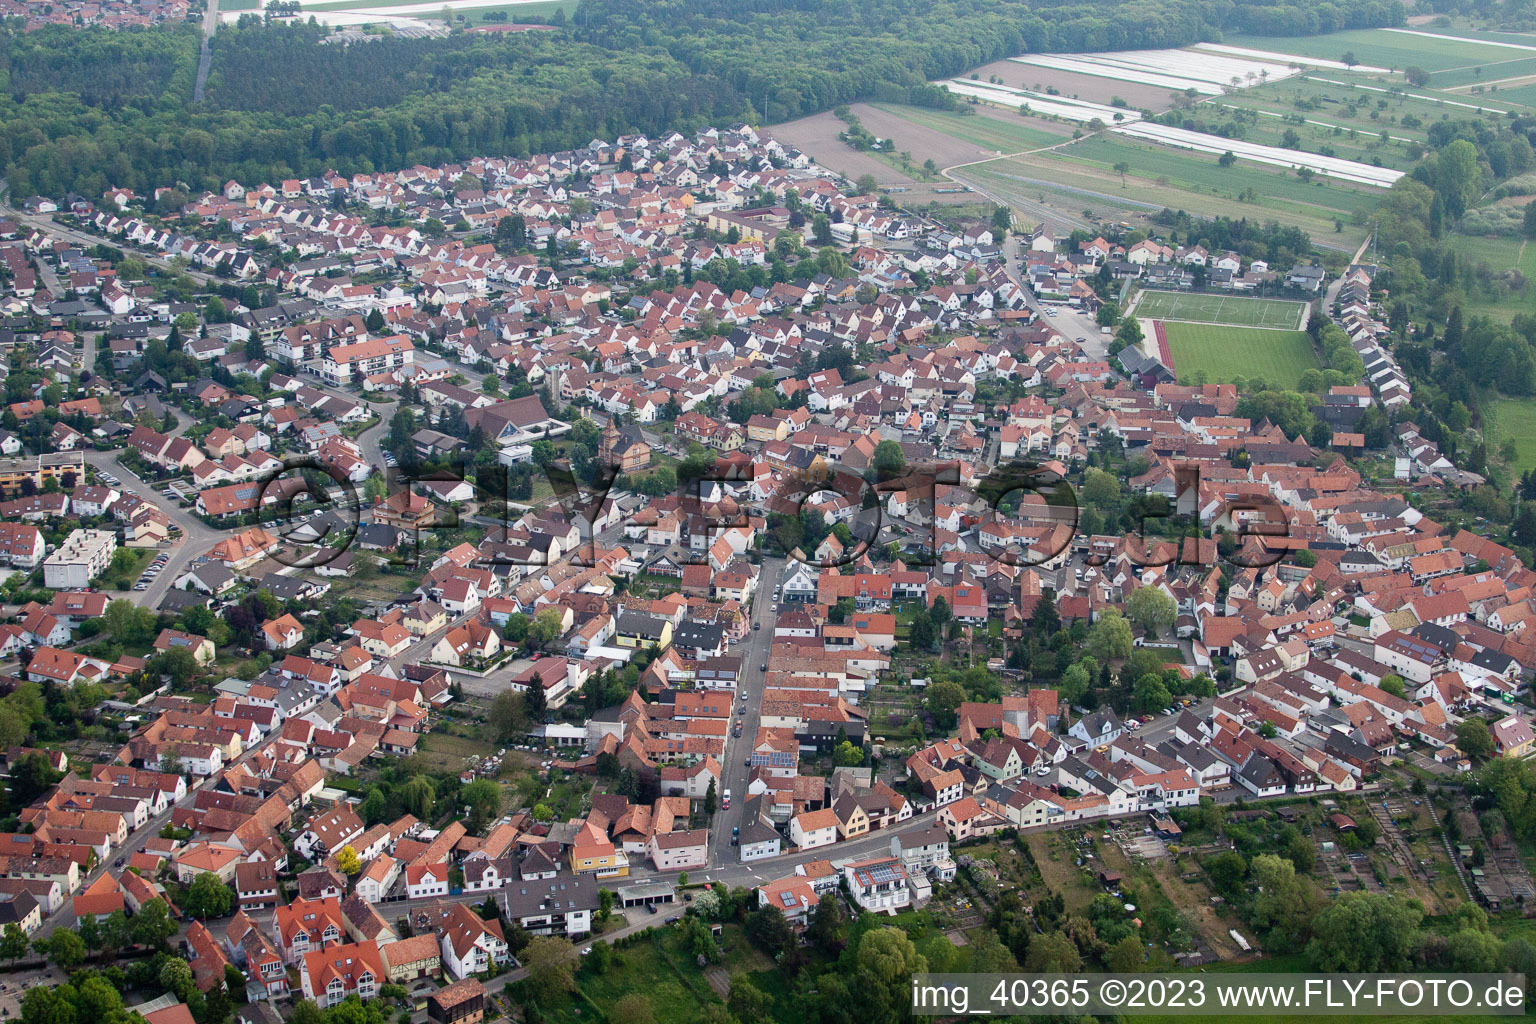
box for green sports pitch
[1134,291,1306,330]
[1161,323,1321,391]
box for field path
[193,0,218,104]
[940,124,1118,230]
[1443,70,1536,92]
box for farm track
[939,123,1124,231]
[193,0,218,104]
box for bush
[1458,206,1526,237]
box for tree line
[0,0,1404,199]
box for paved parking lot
[0,966,65,1016]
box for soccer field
[1135,290,1306,330]
[1161,323,1321,390]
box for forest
[0,0,1405,198]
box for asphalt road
[1001,232,1109,362]
[0,196,218,286]
[82,445,222,611]
[707,556,785,864]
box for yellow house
[153,629,216,666]
[402,601,448,637]
[746,414,789,443]
[832,794,870,840]
[614,612,672,651]
[1493,716,1534,758]
[569,823,629,878]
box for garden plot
[1112,121,1404,187]
[1009,48,1302,96]
[944,80,1142,123]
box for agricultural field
[1487,81,1536,105]
[823,103,995,170]
[291,0,577,18]
[1218,72,1483,135]
[944,80,1141,123]
[1209,78,1483,173]
[1008,46,1306,97]
[867,103,1075,157]
[956,161,1155,232]
[1115,121,1402,186]
[1134,291,1307,330]
[774,102,1082,198]
[1222,27,1512,74]
[885,34,1536,277]
[966,56,1180,111]
[955,132,1376,248]
[775,108,922,187]
[1160,323,1321,389]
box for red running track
[1151,319,1173,371]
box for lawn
[415,730,494,773]
[1134,291,1306,330]
[1160,323,1321,390]
[1480,395,1536,474]
[1447,233,1536,322]
[543,929,723,1024]
[98,547,156,592]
